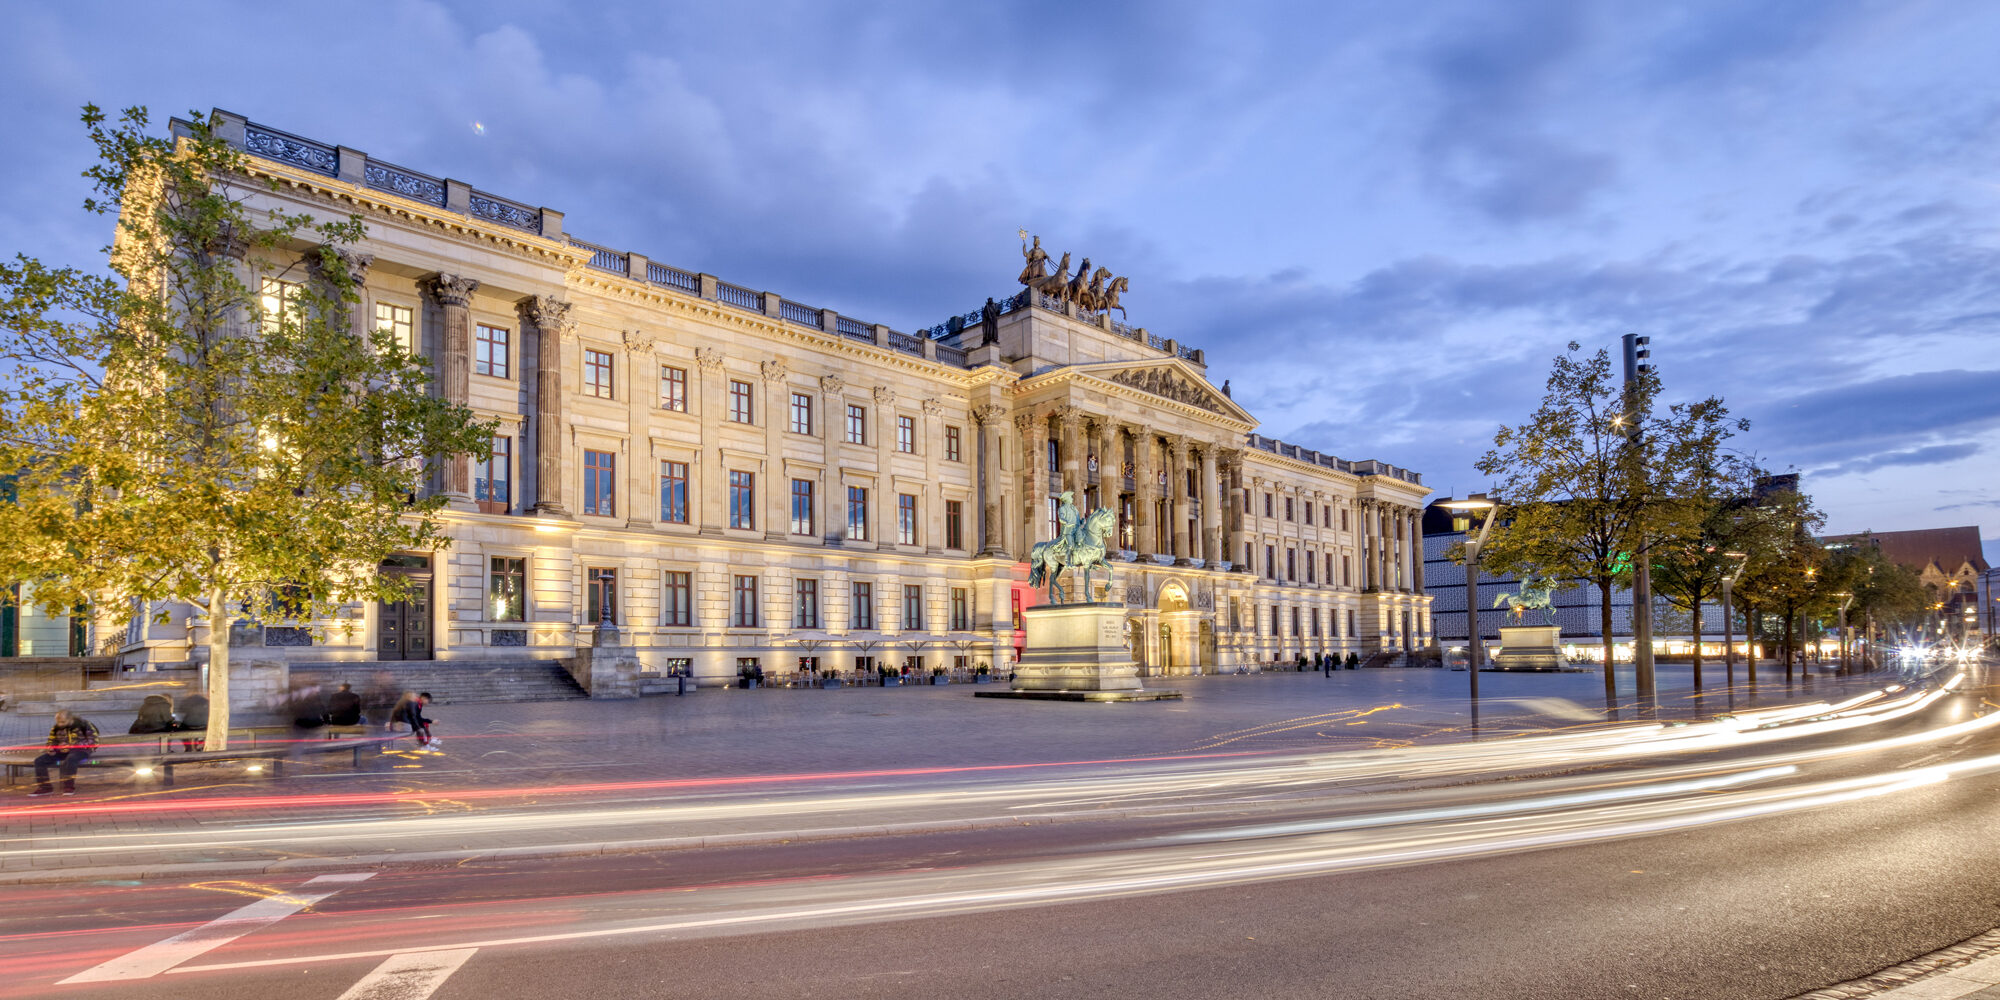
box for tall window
[945,500,963,550]
[1341,507,1350,531]
[584,349,614,398]
[902,584,923,630]
[1285,497,1295,522]
[583,450,615,517]
[728,380,753,423]
[586,567,617,624]
[790,392,813,434]
[374,302,414,353]
[1325,553,1334,585]
[1291,607,1300,636]
[728,471,755,530]
[663,570,691,626]
[1347,609,1356,637]
[1265,545,1276,579]
[1046,438,1059,473]
[1287,548,1297,581]
[258,278,302,333]
[896,415,915,454]
[1342,555,1352,586]
[1271,605,1281,636]
[846,404,867,444]
[1264,493,1273,517]
[851,582,874,629]
[1324,504,1332,526]
[950,588,969,630]
[945,426,962,462]
[732,575,759,628]
[660,366,687,411]
[794,579,819,628]
[659,461,689,524]
[1048,496,1062,541]
[1011,590,1023,630]
[488,557,525,622]
[791,479,815,535]
[847,487,869,541]
[897,494,918,545]
[1313,609,1323,637]
[476,435,511,512]
[1306,552,1317,584]
[1304,503,1314,526]
[475,324,510,378]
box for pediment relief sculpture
[1107,367,1225,415]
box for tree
[1476,342,1745,700]
[1824,538,1927,662]
[0,107,492,750]
[1653,477,1817,688]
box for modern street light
[1720,550,1749,691]
[1438,496,1501,711]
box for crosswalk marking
[333,949,477,1000]
[58,872,375,984]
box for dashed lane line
[57,872,374,984]
[333,949,478,1000]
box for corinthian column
[306,247,373,341]
[1016,411,1044,553]
[1132,427,1155,559]
[422,273,480,501]
[1170,435,1192,566]
[1056,405,1084,498]
[975,404,1007,556]
[1200,446,1221,565]
[517,294,570,516]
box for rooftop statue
[1018,233,1050,287]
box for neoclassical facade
[119,111,1431,682]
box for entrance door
[377,573,433,661]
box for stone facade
[114,111,1432,685]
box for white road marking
[333,949,477,1000]
[58,872,374,984]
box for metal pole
[1466,541,1481,695]
[1621,333,1655,705]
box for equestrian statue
[1028,490,1118,604]
[1493,572,1557,624]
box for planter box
[973,675,992,684]
[930,676,948,685]
[820,678,843,689]
[881,676,900,687]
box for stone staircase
[287,659,587,705]
[5,678,193,716]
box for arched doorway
[1157,582,1198,677]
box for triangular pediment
[1069,359,1254,423]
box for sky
[4,1,1998,557]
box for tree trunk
[204,588,231,752]
[1599,576,1616,700]
[1746,603,1758,688]
[1691,601,1703,691]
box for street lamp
[1721,550,1749,690]
[1437,496,1501,707]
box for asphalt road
[5,664,1995,1000]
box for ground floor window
[586,567,616,624]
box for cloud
[1936,499,2000,512]
[1809,442,1982,480]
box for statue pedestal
[975,602,1181,702]
[1493,624,1564,671]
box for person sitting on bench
[129,694,177,734]
[31,710,100,797]
[326,683,363,727]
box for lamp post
[1438,497,1501,710]
[1721,551,1749,692]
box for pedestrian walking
[30,709,100,797]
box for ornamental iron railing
[716,282,763,312]
[647,262,700,292]
[568,238,628,275]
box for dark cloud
[1809,442,1982,480]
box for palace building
[111,110,1433,684]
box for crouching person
[32,710,100,797]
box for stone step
[286,660,586,705]
[7,682,193,716]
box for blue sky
[4,1,1997,554]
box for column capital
[872,385,897,405]
[1013,411,1039,435]
[921,397,945,417]
[621,328,657,355]
[306,246,372,290]
[694,346,725,373]
[423,272,480,309]
[760,359,790,382]
[973,403,1007,424]
[516,293,572,339]
[819,373,846,395]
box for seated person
[326,682,363,726]
[32,710,100,796]
[129,694,176,734]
